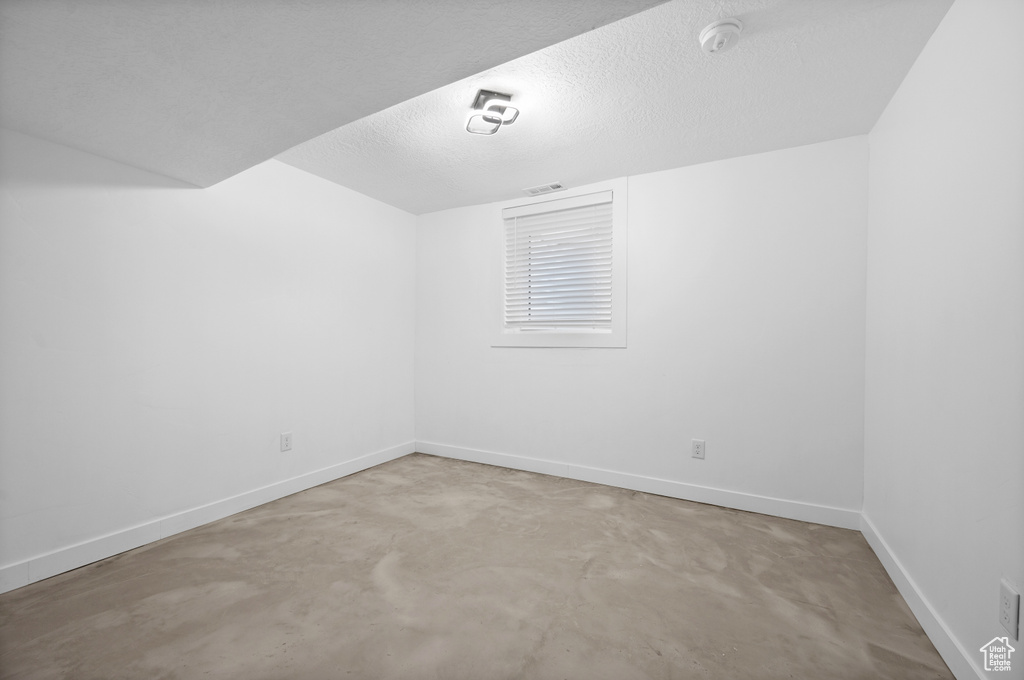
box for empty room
[0,1,1021,678]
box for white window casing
[493,181,626,348]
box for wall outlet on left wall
[281,432,293,452]
[1001,579,1020,639]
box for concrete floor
[1,453,951,679]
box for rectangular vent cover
[523,182,566,197]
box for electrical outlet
[692,439,705,460]
[280,432,292,452]
[1000,579,1020,639]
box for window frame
[492,178,627,348]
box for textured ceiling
[0,0,664,188]
[278,0,952,215]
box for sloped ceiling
[0,0,665,188]
[0,1,951,212]
[278,0,952,214]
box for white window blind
[502,190,614,332]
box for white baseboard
[416,441,861,530]
[0,439,979,680]
[860,513,983,680]
[0,441,415,595]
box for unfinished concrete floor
[1,453,951,679]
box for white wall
[416,137,867,525]
[0,6,1015,676]
[863,0,1024,678]
[0,129,416,589]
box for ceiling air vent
[523,182,566,197]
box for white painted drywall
[416,136,867,514]
[864,0,1024,677]
[0,129,416,573]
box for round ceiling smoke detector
[699,18,743,55]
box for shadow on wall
[0,128,197,191]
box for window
[493,181,626,348]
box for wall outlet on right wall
[691,439,705,460]
[1000,579,1020,639]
